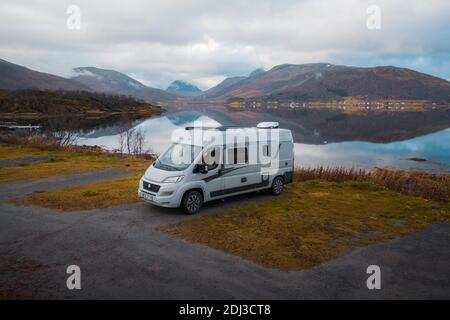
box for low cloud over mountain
[0,0,448,89]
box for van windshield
[153,143,202,171]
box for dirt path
[0,168,130,201]
[1,171,449,299]
[0,156,49,166]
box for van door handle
[241,177,247,183]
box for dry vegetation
[158,167,449,271]
[158,180,450,271]
[0,142,49,160]
[0,140,151,183]
[13,175,141,211]
[0,133,102,152]
[295,166,450,202]
[1,137,150,210]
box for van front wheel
[182,190,203,214]
[270,177,284,195]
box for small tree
[43,110,79,147]
[116,114,148,156]
[131,128,145,156]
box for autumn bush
[295,166,449,202]
[0,133,100,153]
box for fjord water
[76,111,450,172]
[294,129,450,172]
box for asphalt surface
[0,156,49,166]
[1,170,449,299]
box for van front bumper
[138,179,181,208]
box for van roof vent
[257,122,279,129]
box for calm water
[76,111,450,172]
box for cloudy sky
[1,0,449,90]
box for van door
[219,145,262,196]
[198,146,223,199]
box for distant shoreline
[0,108,165,121]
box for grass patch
[0,143,150,183]
[4,141,150,210]
[0,143,48,160]
[158,180,450,271]
[13,175,141,211]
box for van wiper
[163,164,179,171]
[155,160,179,171]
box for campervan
[138,122,294,214]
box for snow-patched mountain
[166,80,202,96]
[0,58,89,91]
[72,67,177,102]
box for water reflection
[76,111,450,172]
[77,111,220,154]
[294,129,450,171]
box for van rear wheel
[270,176,284,195]
[182,190,203,214]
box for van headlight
[162,175,184,183]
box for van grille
[143,181,160,193]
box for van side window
[279,142,292,160]
[262,144,270,157]
[227,147,248,165]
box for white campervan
[138,122,294,214]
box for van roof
[185,122,280,131]
[179,125,293,146]
[185,125,259,131]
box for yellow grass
[3,141,150,211]
[0,143,150,183]
[295,166,450,202]
[13,175,141,211]
[0,143,48,160]
[158,180,450,271]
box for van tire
[270,176,284,195]
[181,190,203,214]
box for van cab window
[202,147,221,170]
[153,143,202,171]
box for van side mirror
[197,163,209,174]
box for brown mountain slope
[0,59,88,92]
[208,63,450,102]
[200,76,247,100]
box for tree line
[0,89,160,114]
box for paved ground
[0,156,49,166]
[1,170,449,299]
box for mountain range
[71,67,177,101]
[0,59,177,103]
[201,63,450,102]
[0,58,449,104]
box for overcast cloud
[0,0,449,90]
